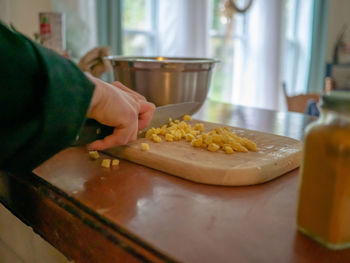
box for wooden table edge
[0,170,179,263]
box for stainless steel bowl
[105,56,219,108]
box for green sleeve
[0,23,95,173]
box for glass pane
[212,0,223,32]
[123,33,152,56]
[122,0,155,55]
[209,0,247,102]
[123,0,151,30]
[212,0,246,36]
[209,36,235,102]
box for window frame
[121,0,159,56]
[283,0,302,95]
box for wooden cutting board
[105,120,302,186]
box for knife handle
[74,119,114,146]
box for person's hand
[85,74,155,150]
[110,81,155,130]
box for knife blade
[73,101,201,146]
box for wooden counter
[1,100,350,262]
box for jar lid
[320,91,350,112]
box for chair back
[282,82,320,113]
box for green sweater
[0,23,95,173]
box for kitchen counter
[1,100,350,262]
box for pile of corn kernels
[143,115,257,154]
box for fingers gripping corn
[143,115,258,154]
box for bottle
[297,91,350,249]
[39,12,66,54]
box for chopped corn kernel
[101,159,111,168]
[165,133,174,142]
[223,145,234,154]
[195,123,204,132]
[201,143,208,149]
[145,128,155,138]
[230,141,249,152]
[183,115,192,121]
[215,127,223,133]
[208,143,220,152]
[141,143,150,151]
[191,130,200,136]
[173,130,182,141]
[154,128,161,135]
[112,159,120,166]
[191,138,202,147]
[159,125,167,135]
[212,134,222,144]
[179,129,186,137]
[186,133,195,142]
[209,130,216,136]
[178,121,187,129]
[88,151,100,160]
[204,136,213,145]
[151,134,162,143]
[240,138,258,151]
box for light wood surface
[106,120,302,186]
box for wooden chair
[282,82,321,114]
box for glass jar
[297,91,350,250]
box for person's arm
[0,23,155,173]
[0,23,95,172]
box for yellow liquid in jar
[297,124,350,249]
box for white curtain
[51,0,98,61]
[231,0,284,110]
[292,1,314,95]
[158,0,210,57]
[157,0,284,111]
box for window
[209,0,247,102]
[282,0,313,95]
[122,0,158,56]
[121,0,248,104]
[99,0,317,110]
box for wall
[0,0,53,39]
[0,0,97,60]
[326,0,350,62]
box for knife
[73,101,201,146]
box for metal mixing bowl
[105,56,219,109]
